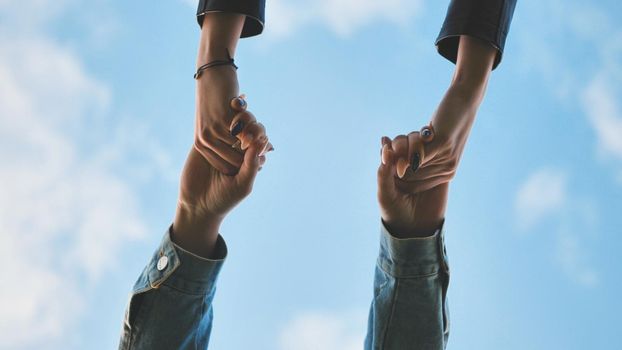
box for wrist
[197,13,244,63]
[382,217,441,238]
[172,203,224,258]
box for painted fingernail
[421,126,434,142]
[237,97,246,107]
[230,121,244,136]
[411,152,421,172]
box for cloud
[555,234,599,287]
[515,168,599,287]
[181,0,423,39]
[278,310,366,350]
[581,74,622,161]
[0,1,163,348]
[515,168,567,230]
[517,0,622,179]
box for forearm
[172,203,223,259]
[197,12,245,63]
[411,36,497,228]
[448,35,497,106]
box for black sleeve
[435,0,517,70]
[196,0,265,38]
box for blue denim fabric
[365,221,450,349]
[119,222,449,349]
[118,228,227,350]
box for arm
[119,97,273,349]
[365,31,512,350]
[192,0,266,175]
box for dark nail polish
[238,98,246,107]
[231,121,244,136]
[411,153,421,172]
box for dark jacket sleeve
[196,0,265,38]
[435,0,517,70]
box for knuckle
[201,128,215,141]
[445,157,458,170]
[240,183,253,197]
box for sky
[0,0,621,349]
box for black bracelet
[194,49,238,79]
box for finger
[407,131,427,173]
[259,141,274,157]
[196,131,244,169]
[193,141,237,175]
[239,122,266,150]
[396,173,453,194]
[230,95,248,112]
[380,136,393,166]
[229,110,257,138]
[378,138,397,199]
[391,135,409,178]
[235,139,265,194]
[420,124,435,143]
[208,96,249,146]
[411,162,457,181]
[257,154,267,172]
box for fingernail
[381,144,387,165]
[421,126,434,142]
[230,121,244,136]
[397,159,407,178]
[411,152,421,172]
[237,97,246,107]
[259,144,269,157]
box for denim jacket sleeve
[435,0,518,70]
[196,0,265,38]
[118,227,227,350]
[365,220,451,350]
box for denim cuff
[132,226,227,296]
[377,220,449,278]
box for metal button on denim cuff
[157,256,169,271]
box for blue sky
[1,0,621,349]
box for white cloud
[181,0,423,39]
[515,168,567,230]
[518,0,622,180]
[581,74,622,161]
[278,310,366,350]
[515,169,599,287]
[0,1,162,348]
[181,0,198,6]
[555,234,598,287]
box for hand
[173,97,274,257]
[378,36,497,238]
[378,130,448,238]
[389,35,497,192]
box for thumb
[235,139,265,192]
[230,94,248,113]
